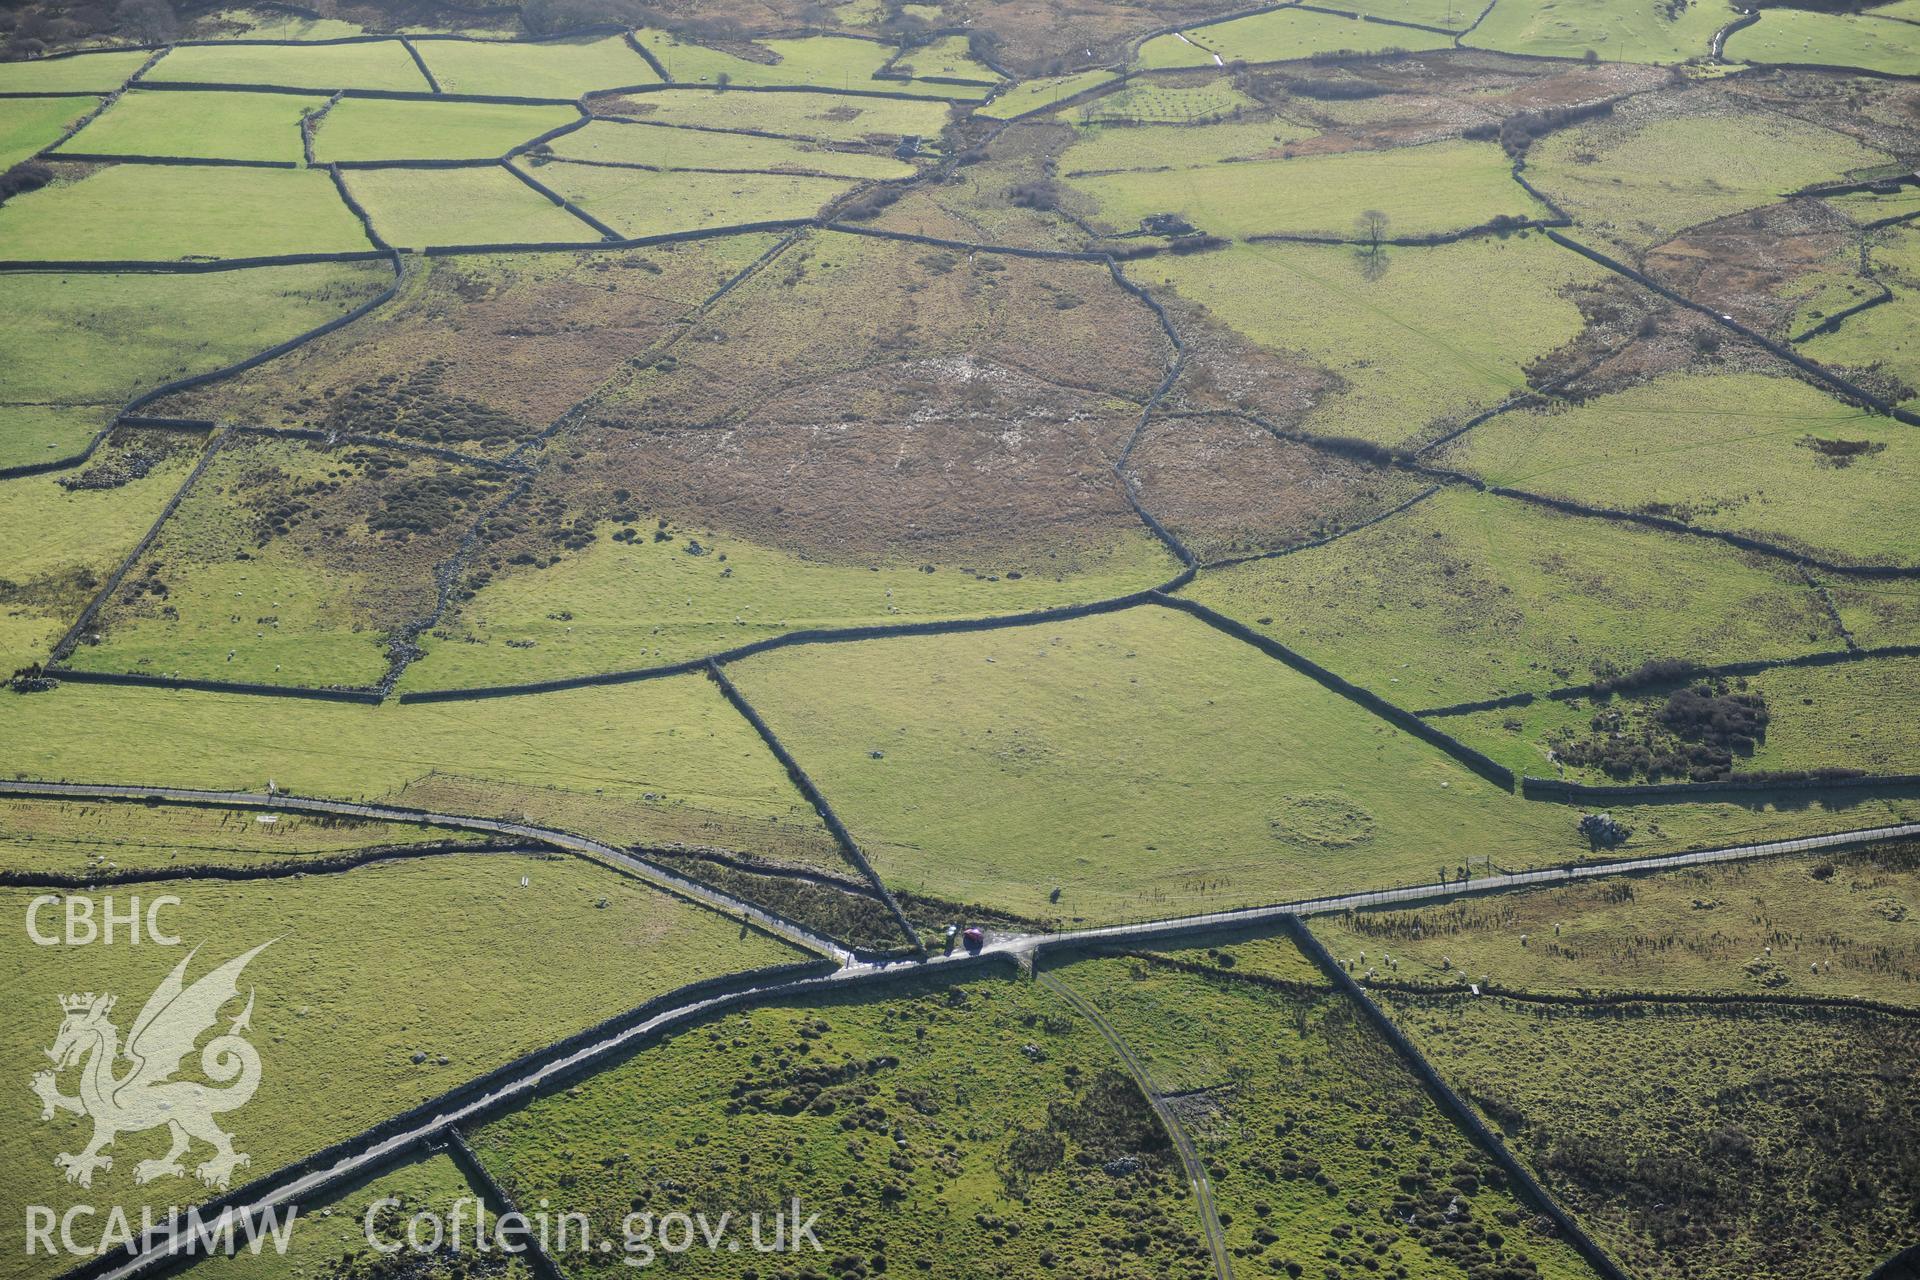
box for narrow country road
[0,779,854,963]
[6,778,1917,1280]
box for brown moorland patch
[504,408,1149,567]
[73,435,512,686]
[1719,69,1920,166]
[591,230,1172,430]
[1544,305,1812,408]
[1124,413,1431,562]
[869,120,1097,252]
[1645,198,1873,339]
[152,243,781,455]
[1154,290,1339,428]
[1520,272,1673,395]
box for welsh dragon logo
[31,942,270,1191]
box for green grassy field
[1804,293,1912,410]
[529,160,851,236]
[342,165,597,247]
[413,33,660,97]
[0,95,96,169]
[1069,137,1541,240]
[1049,949,1601,1279]
[313,98,578,162]
[0,404,113,471]
[145,39,434,91]
[470,968,1215,1277]
[0,261,386,476]
[1822,187,1920,226]
[1379,993,1920,1280]
[636,29,883,87]
[1724,6,1920,75]
[1529,103,1891,253]
[1181,486,1842,707]
[57,89,323,163]
[728,605,1584,924]
[1,853,801,1275]
[1136,8,1453,69]
[1133,237,1604,445]
[0,793,485,874]
[0,163,373,260]
[1773,238,1889,339]
[0,50,147,94]
[196,9,371,39]
[635,29,992,97]
[1344,0,1481,29]
[603,86,951,140]
[1156,928,1335,985]
[1464,0,1731,62]
[1585,790,1920,859]
[0,435,199,671]
[1310,843,1920,1003]
[403,524,1181,691]
[1439,653,1920,780]
[894,33,1000,81]
[1802,225,1920,414]
[1061,116,1318,175]
[971,68,1122,119]
[66,436,515,689]
[1077,77,1260,124]
[758,34,989,98]
[546,118,915,178]
[2,672,832,853]
[0,261,385,471]
[1442,371,1919,566]
[1826,573,1920,649]
[0,263,387,406]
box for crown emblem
[59,993,113,1015]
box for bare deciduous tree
[1355,209,1391,280]
[1355,208,1390,249]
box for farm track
[1036,968,1235,1280]
[14,779,1917,1280]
